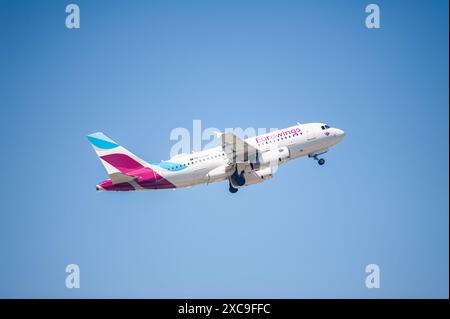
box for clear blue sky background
[0,0,448,298]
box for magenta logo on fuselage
[255,128,301,143]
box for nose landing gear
[308,151,328,166]
[312,155,325,166]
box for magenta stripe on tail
[100,153,144,174]
[98,154,176,190]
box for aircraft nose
[336,128,346,139]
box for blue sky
[0,0,448,298]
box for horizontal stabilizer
[109,172,136,184]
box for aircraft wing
[219,132,260,165]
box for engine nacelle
[243,167,273,186]
[255,167,273,180]
[259,146,290,166]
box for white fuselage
[158,123,345,189]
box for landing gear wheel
[231,170,246,186]
[318,158,325,166]
[236,175,246,186]
[229,183,238,193]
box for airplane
[87,123,345,193]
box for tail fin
[87,132,149,182]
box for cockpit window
[322,125,330,130]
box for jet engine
[254,167,273,180]
[240,167,273,186]
[259,146,290,166]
